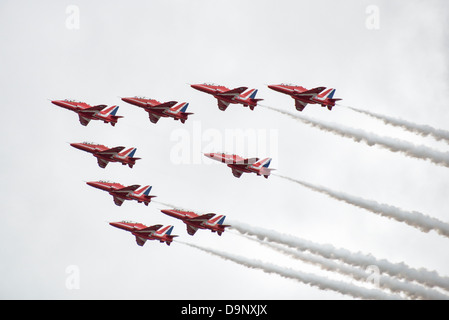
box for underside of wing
[149,113,161,123]
[294,99,308,112]
[186,225,198,236]
[135,236,147,246]
[217,99,230,111]
[232,168,244,178]
[113,196,125,206]
[78,114,91,126]
[97,157,109,168]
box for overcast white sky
[0,0,448,299]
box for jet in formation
[267,84,341,111]
[86,181,156,206]
[204,153,274,179]
[51,100,122,126]
[160,209,230,236]
[121,97,193,124]
[191,83,263,111]
[109,221,178,246]
[70,142,140,168]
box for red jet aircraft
[190,83,263,111]
[86,181,156,206]
[51,99,122,126]
[121,97,193,124]
[267,84,341,111]
[160,209,230,236]
[204,152,274,179]
[109,221,178,246]
[70,142,140,168]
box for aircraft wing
[243,157,259,165]
[294,99,308,112]
[111,185,141,197]
[134,225,163,235]
[97,157,109,168]
[78,115,92,126]
[149,101,178,111]
[113,196,126,206]
[186,225,199,236]
[135,236,147,246]
[187,213,216,223]
[216,87,248,98]
[217,99,230,111]
[78,105,106,116]
[97,146,126,158]
[149,113,161,123]
[293,87,326,100]
[231,168,244,178]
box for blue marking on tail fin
[110,106,119,116]
[143,186,152,196]
[328,89,336,99]
[128,148,137,158]
[180,103,189,113]
[217,216,226,225]
[166,226,174,235]
[262,159,271,168]
[249,89,258,99]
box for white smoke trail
[228,220,449,292]
[273,173,449,239]
[239,233,449,300]
[261,104,449,168]
[179,240,402,300]
[344,105,449,144]
[155,201,449,292]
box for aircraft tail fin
[120,147,137,158]
[100,105,120,116]
[135,185,153,197]
[254,157,272,168]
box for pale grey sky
[0,0,448,299]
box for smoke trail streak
[154,201,449,292]
[228,220,449,292]
[344,105,449,144]
[179,240,402,300]
[274,173,449,239]
[239,233,449,300]
[260,104,449,168]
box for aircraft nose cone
[86,181,98,188]
[267,85,278,90]
[70,143,83,149]
[51,100,63,107]
[121,97,133,104]
[203,152,214,158]
[109,222,126,229]
[160,209,174,216]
